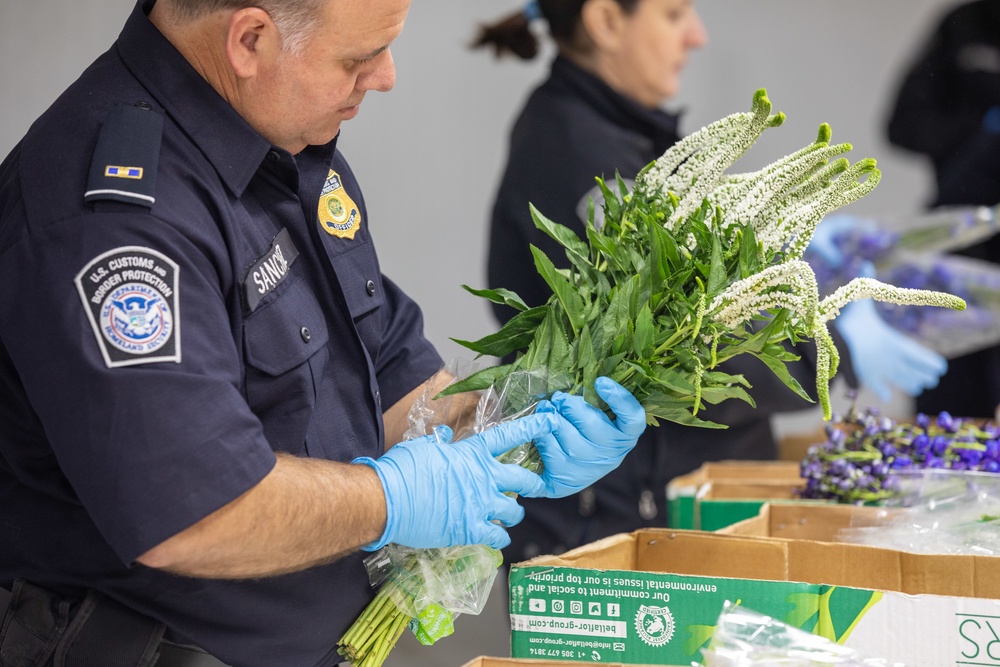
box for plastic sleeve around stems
[358,365,567,634]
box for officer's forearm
[135,453,386,578]
[382,370,482,450]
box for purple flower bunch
[799,399,1000,504]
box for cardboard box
[666,461,804,530]
[508,505,1000,666]
[777,428,828,462]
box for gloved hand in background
[531,376,646,498]
[836,273,948,402]
[807,214,880,270]
[354,415,555,551]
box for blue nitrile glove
[530,377,646,498]
[808,214,876,269]
[354,414,558,551]
[837,293,948,402]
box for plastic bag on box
[835,469,1000,556]
[360,363,568,645]
[873,252,1000,358]
[699,602,907,666]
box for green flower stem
[337,583,413,666]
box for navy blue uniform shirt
[0,1,443,665]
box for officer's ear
[579,0,628,54]
[226,7,281,78]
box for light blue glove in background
[837,294,948,402]
[355,415,557,551]
[531,377,646,498]
[808,214,876,268]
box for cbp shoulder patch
[74,247,181,368]
[84,104,164,208]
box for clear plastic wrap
[806,206,1000,358]
[874,253,1000,358]
[835,469,1000,556]
[699,602,907,666]
[357,364,569,648]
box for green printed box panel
[509,566,879,665]
[666,496,694,530]
[695,500,767,531]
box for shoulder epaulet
[84,102,164,208]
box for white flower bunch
[637,89,965,417]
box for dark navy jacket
[487,56,842,560]
[886,0,1000,417]
[0,1,442,665]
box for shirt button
[135,100,152,110]
[366,280,376,296]
[268,150,281,162]
[300,326,311,343]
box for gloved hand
[837,293,948,402]
[808,214,876,269]
[354,414,557,551]
[530,377,646,498]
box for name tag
[244,228,300,312]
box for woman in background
[473,0,945,561]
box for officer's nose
[360,49,396,93]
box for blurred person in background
[886,0,1000,419]
[472,0,948,561]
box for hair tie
[523,0,542,22]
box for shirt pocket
[333,242,385,361]
[243,275,330,454]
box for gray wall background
[0,0,957,422]
[0,1,963,664]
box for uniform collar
[117,0,273,196]
[550,55,681,156]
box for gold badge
[318,170,361,240]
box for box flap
[698,480,804,500]
[667,461,801,498]
[635,530,791,581]
[517,533,637,570]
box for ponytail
[472,1,640,60]
[470,8,540,60]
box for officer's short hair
[166,0,325,54]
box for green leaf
[435,363,516,398]
[706,232,727,295]
[648,365,698,394]
[597,177,621,222]
[642,391,727,429]
[449,306,547,358]
[700,385,756,407]
[529,204,595,284]
[703,371,751,388]
[546,316,574,381]
[586,226,626,274]
[749,351,814,403]
[738,225,761,279]
[602,278,634,345]
[530,245,586,333]
[461,285,529,312]
[576,324,596,373]
[633,304,655,358]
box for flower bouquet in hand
[336,89,965,667]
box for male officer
[0,0,646,665]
